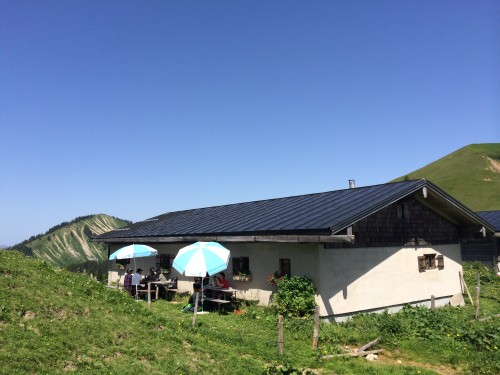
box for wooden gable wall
[331,198,461,248]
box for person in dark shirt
[123,269,133,295]
[145,267,158,282]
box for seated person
[145,267,158,282]
[153,268,168,298]
[183,282,203,312]
[156,268,168,282]
[217,272,229,289]
[209,274,219,287]
[131,268,144,297]
[214,272,230,300]
[169,276,178,289]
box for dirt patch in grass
[376,350,461,375]
[339,345,460,375]
[22,310,36,320]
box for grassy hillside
[11,214,130,268]
[1,251,498,374]
[393,143,500,211]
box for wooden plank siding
[328,198,460,248]
[461,238,499,266]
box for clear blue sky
[1,1,499,246]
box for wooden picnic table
[146,280,178,307]
[203,285,240,297]
[203,286,240,312]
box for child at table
[213,272,229,300]
[217,272,229,289]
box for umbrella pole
[201,277,204,312]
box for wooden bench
[156,286,179,300]
[204,297,230,304]
[204,297,231,313]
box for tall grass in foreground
[1,251,498,374]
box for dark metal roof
[477,211,500,232]
[95,179,494,241]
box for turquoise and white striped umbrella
[173,241,230,277]
[109,244,158,260]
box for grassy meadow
[392,143,500,211]
[1,251,499,374]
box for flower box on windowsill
[232,274,252,282]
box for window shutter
[418,256,426,272]
[232,258,238,274]
[437,255,444,270]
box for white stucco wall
[108,242,463,319]
[214,242,319,305]
[108,242,319,302]
[316,244,463,316]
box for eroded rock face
[486,156,500,174]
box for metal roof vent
[348,180,355,189]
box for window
[418,254,444,272]
[156,254,174,272]
[232,257,250,275]
[279,258,291,277]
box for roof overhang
[94,234,355,245]
[414,183,495,233]
[329,179,495,235]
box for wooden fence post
[475,273,480,320]
[312,306,320,349]
[278,315,284,355]
[459,271,474,305]
[147,282,152,309]
[192,292,199,327]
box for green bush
[377,310,406,338]
[456,321,500,351]
[273,276,316,317]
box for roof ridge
[144,179,426,219]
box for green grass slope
[393,144,500,211]
[11,214,130,268]
[1,251,498,375]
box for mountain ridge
[10,214,131,268]
[10,143,500,268]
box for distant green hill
[10,214,131,268]
[10,143,499,268]
[393,143,500,211]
